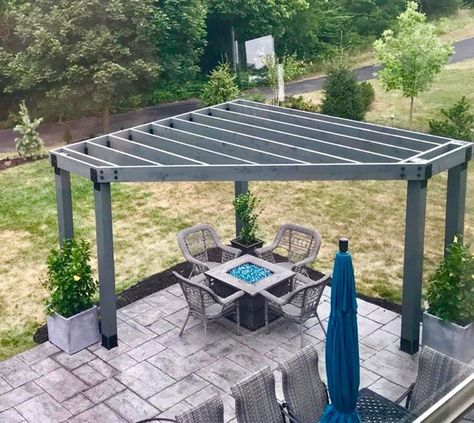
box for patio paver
[0,284,419,422]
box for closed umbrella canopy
[320,238,360,423]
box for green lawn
[1,62,474,361]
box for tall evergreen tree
[320,53,365,121]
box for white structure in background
[277,64,285,102]
[245,35,275,70]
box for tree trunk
[409,97,415,127]
[102,101,110,133]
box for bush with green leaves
[201,62,239,106]
[43,239,98,318]
[429,96,473,141]
[282,96,319,113]
[282,53,308,81]
[358,81,376,113]
[13,101,44,159]
[426,237,474,324]
[233,191,262,245]
[320,53,365,121]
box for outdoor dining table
[356,388,415,422]
[205,254,295,331]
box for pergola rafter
[50,99,472,354]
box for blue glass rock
[228,262,273,284]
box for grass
[1,39,474,362]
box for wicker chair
[136,395,224,423]
[279,345,328,423]
[397,346,473,416]
[177,224,241,278]
[261,273,331,348]
[231,367,289,423]
[255,223,321,276]
[176,395,224,423]
[173,272,244,349]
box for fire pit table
[205,254,295,330]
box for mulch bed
[33,260,400,344]
[0,155,47,171]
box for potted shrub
[231,191,264,255]
[422,237,474,363]
[44,238,100,354]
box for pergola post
[444,163,467,254]
[401,180,428,355]
[234,181,249,238]
[93,182,118,350]
[54,168,74,246]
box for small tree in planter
[423,237,474,363]
[44,238,100,354]
[231,191,263,254]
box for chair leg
[316,313,327,337]
[300,323,304,349]
[179,311,191,337]
[203,320,207,350]
[264,300,270,334]
[235,305,241,336]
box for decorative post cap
[339,238,349,253]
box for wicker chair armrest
[185,255,209,271]
[292,255,316,271]
[396,383,415,407]
[255,244,276,257]
[136,418,177,423]
[260,290,291,306]
[220,244,241,259]
[289,272,332,298]
[217,290,245,306]
[189,273,208,285]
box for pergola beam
[234,181,249,237]
[236,99,447,145]
[93,163,428,183]
[154,122,301,165]
[134,128,247,165]
[444,163,468,253]
[401,179,428,354]
[173,116,352,164]
[94,182,118,350]
[108,135,202,166]
[188,112,399,163]
[86,142,160,166]
[210,105,418,159]
[54,168,74,246]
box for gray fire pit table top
[205,254,295,296]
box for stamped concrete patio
[0,284,418,423]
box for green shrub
[320,53,365,121]
[282,53,308,81]
[282,96,319,113]
[358,81,376,112]
[429,96,473,141]
[233,191,262,245]
[43,239,98,318]
[13,101,44,159]
[426,237,474,324]
[201,62,239,106]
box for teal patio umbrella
[320,238,360,423]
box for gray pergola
[50,99,472,354]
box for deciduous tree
[373,2,453,125]
[3,0,160,132]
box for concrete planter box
[422,311,474,363]
[47,305,100,354]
